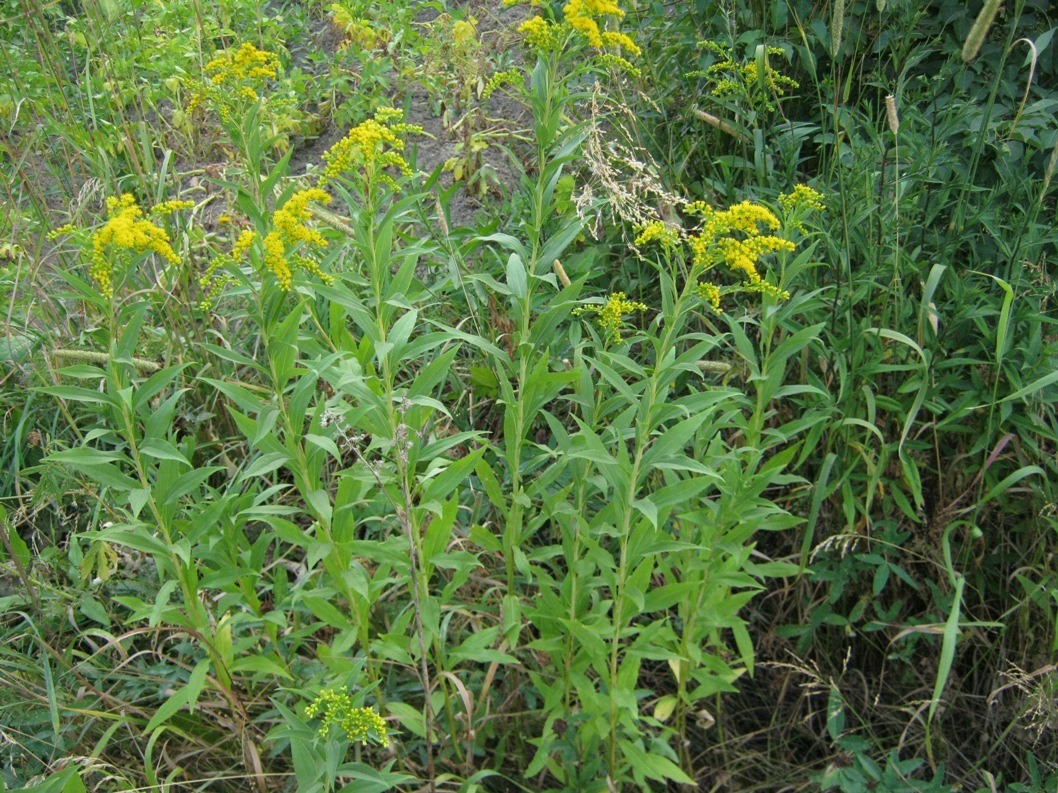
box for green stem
[606,273,697,783]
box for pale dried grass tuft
[581,83,685,239]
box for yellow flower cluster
[199,228,255,310]
[516,0,639,57]
[151,199,195,216]
[595,52,641,77]
[204,43,279,95]
[689,199,780,235]
[698,41,798,112]
[483,68,522,100]
[187,43,280,123]
[328,4,386,51]
[318,107,424,190]
[518,16,563,52]
[633,190,825,308]
[575,291,647,344]
[779,184,826,234]
[305,687,390,747]
[90,194,181,299]
[779,184,826,213]
[564,0,638,55]
[452,18,477,45]
[697,281,722,312]
[47,224,77,239]
[232,227,257,260]
[686,201,792,300]
[263,189,334,291]
[634,220,682,252]
[598,30,640,56]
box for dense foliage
[1,0,1055,790]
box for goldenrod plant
[2,0,1057,791]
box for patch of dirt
[287,0,535,228]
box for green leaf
[91,525,171,557]
[144,681,193,733]
[387,308,419,356]
[505,253,527,300]
[1001,369,1058,403]
[132,364,189,413]
[305,433,342,461]
[50,447,125,465]
[56,364,107,380]
[238,452,293,482]
[632,497,658,529]
[0,506,30,570]
[929,575,964,723]
[158,466,224,505]
[537,216,583,269]
[0,333,36,363]
[199,342,267,374]
[78,597,110,626]
[980,465,1045,505]
[422,447,485,504]
[138,438,191,466]
[18,767,86,793]
[478,231,528,259]
[184,658,210,714]
[48,449,139,491]
[826,686,845,741]
[388,701,427,738]
[448,626,519,664]
[642,411,714,469]
[653,695,678,722]
[622,740,694,785]
[731,620,755,674]
[229,654,293,681]
[301,595,355,629]
[474,458,506,511]
[202,376,267,413]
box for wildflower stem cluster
[631,186,825,312]
[263,189,334,291]
[694,40,799,114]
[187,43,281,125]
[50,194,185,300]
[317,107,424,194]
[574,291,647,344]
[512,0,639,73]
[305,688,389,748]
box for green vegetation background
[0,0,1056,790]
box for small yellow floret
[305,687,389,748]
[779,184,826,213]
[151,199,195,216]
[634,221,682,251]
[262,189,333,291]
[90,194,181,299]
[697,281,722,311]
[519,16,562,51]
[205,43,280,89]
[318,108,424,190]
[575,291,647,344]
